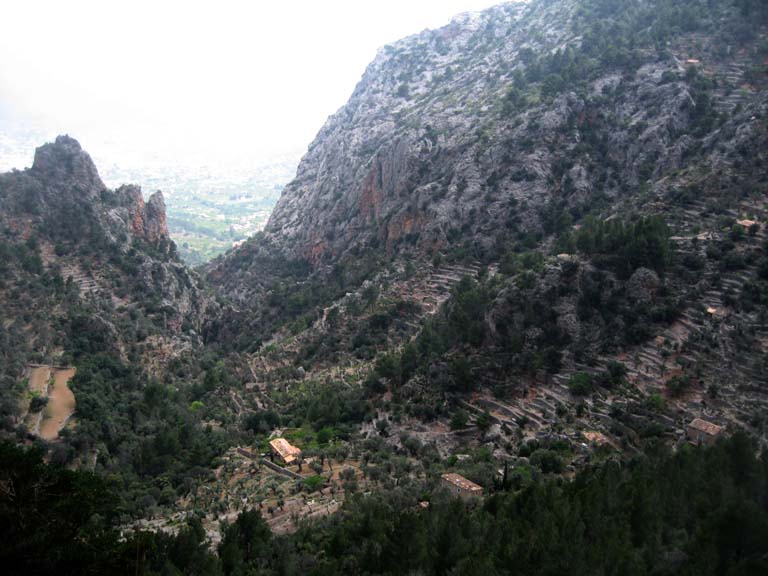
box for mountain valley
[2,1,768,574]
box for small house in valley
[269,438,302,465]
[441,473,483,500]
[686,418,723,446]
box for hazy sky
[1,0,503,167]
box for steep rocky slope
[260,0,766,268]
[206,0,768,451]
[209,0,768,320]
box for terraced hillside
[2,1,768,568]
[203,0,768,479]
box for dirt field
[39,368,76,441]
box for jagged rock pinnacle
[146,191,169,243]
[117,185,170,244]
[31,135,104,194]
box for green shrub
[568,372,594,396]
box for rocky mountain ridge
[260,0,768,269]
[0,136,212,414]
[264,0,552,265]
[205,0,768,452]
[9,135,172,251]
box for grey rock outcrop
[31,134,104,196]
[244,0,766,280]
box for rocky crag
[262,0,765,269]
[0,136,212,414]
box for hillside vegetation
[2,434,766,575]
[1,0,768,571]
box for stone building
[441,473,483,500]
[269,438,302,465]
[686,418,723,446]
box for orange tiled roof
[269,438,302,462]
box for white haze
[0,0,504,170]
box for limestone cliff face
[145,191,168,243]
[119,185,170,245]
[259,0,766,270]
[263,0,585,264]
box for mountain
[0,135,212,429]
[262,0,767,268]
[0,123,299,267]
[2,0,768,572]
[211,0,768,313]
[209,0,768,444]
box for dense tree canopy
[3,433,766,575]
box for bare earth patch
[39,368,76,441]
